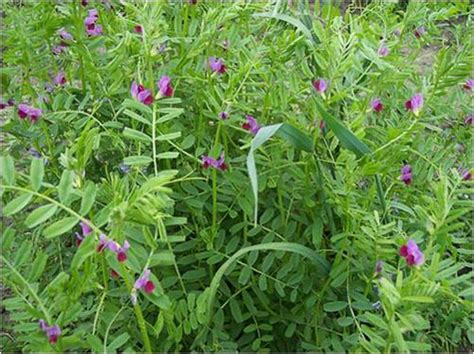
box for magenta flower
[371,98,383,113]
[97,234,112,253]
[134,25,143,34]
[7,98,15,106]
[400,239,424,266]
[463,79,474,91]
[218,111,229,120]
[465,114,474,126]
[18,104,42,123]
[208,57,226,74]
[75,221,93,246]
[58,28,73,41]
[81,0,89,5]
[189,0,198,4]
[108,240,130,262]
[414,26,426,38]
[157,76,174,97]
[375,260,383,274]
[84,9,102,37]
[461,169,472,181]
[312,79,327,95]
[38,320,61,344]
[53,71,66,86]
[134,269,155,294]
[378,46,389,57]
[404,93,423,115]
[319,120,326,131]
[242,115,260,135]
[131,81,153,105]
[400,164,412,185]
[202,152,228,171]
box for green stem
[211,168,218,247]
[152,104,158,176]
[100,254,108,290]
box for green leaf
[43,217,79,238]
[403,295,434,303]
[58,170,74,205]
[80,182,97,215]
[25,204,58,228]
[314,99,370,157]
[253,12,314,44]
[122,98,152,116]
[206,242,329,321]
[323,301,348,312]
[123,127,152,143]
[123,108,151,126]
[123,155,153,165]
[107,333,130,351]
[155,132,182,141]
[364,312,388,330]
[3,193,32,216]
[30,158,44,191]
[71,233,96,270]
[229,298,244,323]
[28,252,48,282]
[275,123,314,152]
[157,152,179,159]
[1,155,15,185]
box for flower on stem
[461,168,472,181]
[108,240,130,262]
[157,76,173,97]
[58,28,73,41]
[84,9,103,37]
[465,114,474,126]
[312,79,327,95]
[400,164,412,186]
[18,104,42,123]
[371,98,383,113]
[414,26,426,38]
[201,152,228,171]
[464,79,474,91]
[38,320,61,344]
[209,57,226,74]
[404,93,423,116]
[400,239,424,266]
[378,46,389,57]
[375,260,383,274]
[134,25,143,34]
[134,269,155,294]
[52,42,67,55]
[242,115,260,135]
[218,111,229,120]
[53,71,67,86]
[131,81,153,105]
[75,221,92,246]
[97,233,112,253]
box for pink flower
[108,240,130,262]
[84,9,102,37]
[157,76,174,97]
[464,79,474,91]
[208,57,226,74]
[18,104,42,123]
[75,221,92,246]
[404,93,423,115]
[400,239,424,266]
[312,79,327,94]
[38,320,61,344]
[371,98,383,113]
[86,23,103,36]
[218,111,229,120]
[378,46,389,57]
[52,42,67,55]
[53,71,67,86]
[131,81,153,105]
[400,164,412,186]
[461,169,472,181]
[97,234,112,253]
[134,269,155,294]
[242,115,260,135]
[202,152,228,171]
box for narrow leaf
[30,158,44,191]
[25,204,58,228]
[3,193,32,216]
[43,217,79,238]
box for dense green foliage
[1,1,473,352]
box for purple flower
[208,57,226,74]
[53,71,67,86]
[404,93,423,115]
[52,42,67,55]
[378,46,389,57]
[312,79,327,94]
[38,320,61,344]
[461,169,472,181]
[400,239,424,266]
[108,240,130,262]
[218,111,229,120]
[371,98,383,113]
[242,115,260,135]
[189,0,198,4]
[84,9,102,36]
[131,81,153,105]
[400,164,412,186]
[18,104,42,123]
[375,260,383,274]
[86,23,103,36]
[157,76,174,97]
[58,28,73,41]
[464,79,474,91]
[202,152,228,171]
[81,0,89,5]
[393,29,401,37]
[97,233,112,253]
[7,98,15,106]
[319,120,326,131]
[28,148,42,159]
[119,163,131,173]
[465,114,474,126]
[414,26,426,38]
[80,221,92,236]
[134,25,143,34]
[134,269,155,294]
